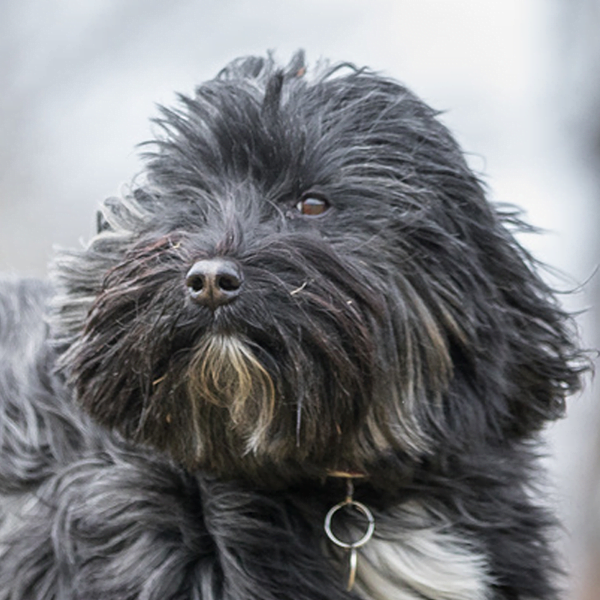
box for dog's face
[52,54,581,487]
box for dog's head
[51,53,583,486]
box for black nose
[185,259,244,309]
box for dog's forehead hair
[143,53,470,221]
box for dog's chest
[352,522,491,600]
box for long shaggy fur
[0,52,586,599]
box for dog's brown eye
[296,195,330,217]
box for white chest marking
[349,503,492,600]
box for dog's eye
[295,195,330,217]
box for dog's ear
[502,270,586,433]
[96,210,111,234]
[425,199,588,442]
[468,211,588,438]
[94,191,155,236]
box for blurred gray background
[1,1,598,598]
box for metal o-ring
[324,499,375,549]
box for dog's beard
[187,334,276,455]
[55,228,455,485]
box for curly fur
[0,52,586,599]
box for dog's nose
[185,259,244,309]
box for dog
[0,52,585,600]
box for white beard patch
[352,502,492,600]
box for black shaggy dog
[0,53,585,599]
